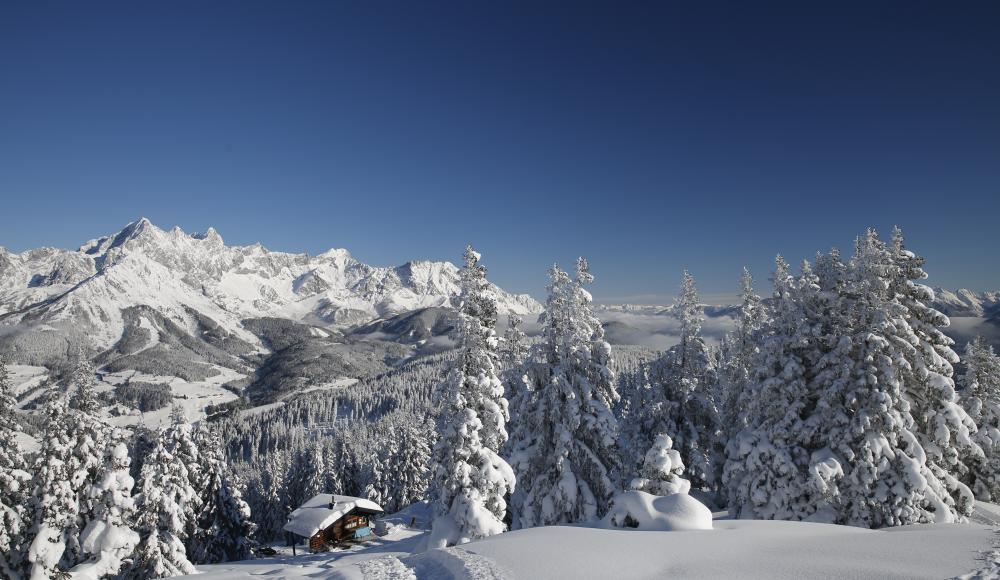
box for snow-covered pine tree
[125,432,198,579]
[68,352,99,416]
[717,268,766,447]
[886,227,980,520]
[163,416,204,549]
[69,438,139,580]
[188,426,256,564]
[724,257,840,521]
[507,259,621,528]
[429,246,515,547]
[630,434,691,496]
[244,454,284,543]
[500,314,528,374]
[961,337,1000,500]
[640,271,722,493]
[362,446,389,509]
[388,418,432,511]
[25,390,79,580]
[500,313,530,427]
[812,235,926,527]
[0,355,30,579]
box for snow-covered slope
[197,517,998,579]
[0,218,541,354]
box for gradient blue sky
[1,1,998,302]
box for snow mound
[601,490,713,531]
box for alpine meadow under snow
[4,222,1000,579]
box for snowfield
[198,515,1000,579]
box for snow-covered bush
[602,490,712,531]
[630,434,691,496]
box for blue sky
[1,1,998,302]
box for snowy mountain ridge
[0,218,542,352]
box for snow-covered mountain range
[930,288,1000,318]
[0,218,541,356]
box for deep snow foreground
[199,518,999,579]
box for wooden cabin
[283,494,385,552]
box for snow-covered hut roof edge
[283,494,384,538]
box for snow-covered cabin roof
[283,494,384,538]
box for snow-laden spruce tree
[59,351,113,571]
[724,257,841,521]
[500,314,529,375]
[961,337,1000,500]
[363,448,389,509]
[727,232,983,528]
[630,434,691,496]
[189,425,256,564]
[885,227,980,520]
[717,268,767,445]
[428,246,515,548]
[812,236,929,527]
[507,259,621,528]
[25,390,79,580]
[640,271,721,493]
[1,355,30,579]
[388,419,432,512]
[69,439,140,580]
[125,432,198,578]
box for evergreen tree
[388,418,432,511]
[727,232,983,528]
[508,259,620,528]
[62,359,114,571]
[429,246,515,547]
[189,426,256,564]
[960,336,1000,500]
[815,236,926,527]
[630,434,691,496]
[362,447,389,509]
[244,455,284,543]
[640,271,721,493]
[725,258,840,521]
[125,433,198,578]
[886,226,980,520]
[0,355,29,578]
[25,391,79,580]
[69,439,140,579]
[717,268,766,442]
[500,314,529,374]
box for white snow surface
[202,510,1000,579]
[601,490,713,531]
[284,494,385,538]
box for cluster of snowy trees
[0,355,255,580]
[722,228,985,526]
[429,229,1000,547]
[430,249,624,544]
[237,410,435,542]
